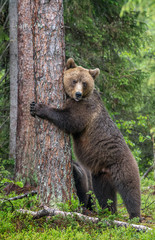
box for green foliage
[57,194,80,212]
[0,190,39,214]
[141,173,155,220]
[0,26,9,42]
[120,0,155,158]
[0,158,14,181]
[0,76,10,161]
[121,0,155,21]
[87,190,103,214]
[116,115,153,171]
[0,176,155,239]
[0,178,23,188]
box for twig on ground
[0,190,37,202]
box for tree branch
[0,116,9,130]
[142,166,153,179]
[0,69,9,84]
[17,206,152,232]
[0,190,37,202]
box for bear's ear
[66,58,77,70]
[89,68,100,79]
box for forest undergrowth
[0,173,154,240]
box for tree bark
[9,0,18,159]
[16,0,36,181]
[15,0,74,205]
[31,0,73,205]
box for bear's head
[64,58,100,101]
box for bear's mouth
[75,97,82,102]
[75,96,82,101]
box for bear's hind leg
[73,162,93,209]
[92,172,117,214]
[110,164,141,220]
[116,181,141,220]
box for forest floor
[0,173,155,240]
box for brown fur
[30,58,141,220]
[73,161,93,209]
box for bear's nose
[75,92,82,99]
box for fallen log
[17,206,152,232]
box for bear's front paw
[30,101,36,117]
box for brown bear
[73,161,117,213]
[73,161,93,209]
[30,58,141,220]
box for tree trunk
[15,0,36,182]
[15,0,74,205]
[31,0,73,205]
[9,0,18,160]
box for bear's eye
[72,80,77,85]
[83,82,87,88]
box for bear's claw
[30,101,36,117]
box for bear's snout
[75,92,82,101]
